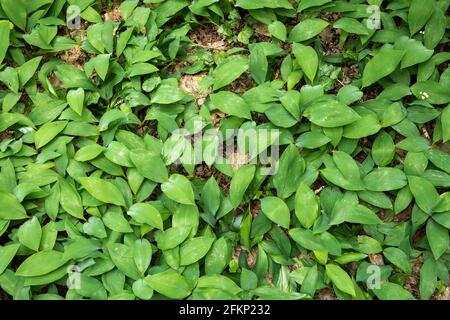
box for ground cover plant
[0,0,449,301]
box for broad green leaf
[180,236,215,266]
[145,270,191,299]
[210,91,252,119]
[212,56,249,90]
[408,0,434,36]
[408,176,439,214]
[362,48,404,88]
[16,250,66,277]
[373,282,415,300]
[229,165,255,208]
[127,203,163,230]
[383,247,411,274]
[18,216,42,252]
[161,174,195,205]
[325,264,356,297]
[292,43,318,82]
[426,219,449,260]
[0,191,27,220]
[261,196,290,228]
[295,183,318,229]
[304,100,360,128]
[363,168,407,191]
[78,177,126,206]
[289,19,328,42]
[0,243,20,274]
[34,121,68,149]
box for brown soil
[189,24,229,51]
[250,199,261,218]
[369,254,385,266]
[228,71,256,95]
[0,130,15,140]
[194,164,231,192]
[404,255,424,299]
[58,45,90,70]
[316,288,336,300]
[179,72,211,107]
[253,23,272,42]
[393,204,413,222]
[361,84,383,101]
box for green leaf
[16,250,66,277]
[371,131,395,166]
[261,196,290,228]
[426,219,449,260]
[325,264,356,297]
[161,174,195,205]
[107,243,141,280]
[373,282,415,300]
[295,183,318,229]
[59,179,84,219]
[0,191,27,220]
[201,177,221,216]
[78,177,126,206]
[363,168,407,191]
[134,239,152,275]
[362,48,404,88]
[289,19,328,42]
[129,149,168,183]
[0,243,20,274]
[127,203,163,230]
[205,237,232,275]
[18,216,41,252]
[268,21,287,41]
[1,0,26,31]
[0,21,10,65]
[304,99,360,128]
[67,88,85,116]
[180,236,215,266]
[212,55,249,90]
[34,121,68,149]
[408,0,434,36]
[210,91,252,119]
[334,18,368,35]
[383,247,411,274]
[408,176,439,214]
[419,255,437,300]
[155,227,191,251]
[249,44,268,84]
[229,165,255,208]
[292,43,318,82]
[145,270,191,299]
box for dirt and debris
[228,71,256,95]
[250,199,261,217]
[0,130,15,141]
[253,23,272,42]
[404,255,424,299]
[194,164,231,191]
[316,288,336,300]
[189,24,229,51]
[369,254,385,266]
[179,72,211,107]
[58,45,91,70]
[435,287,450,300]
[361,84,383,101]
[232,244,257,269]
[393,204,413,222]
